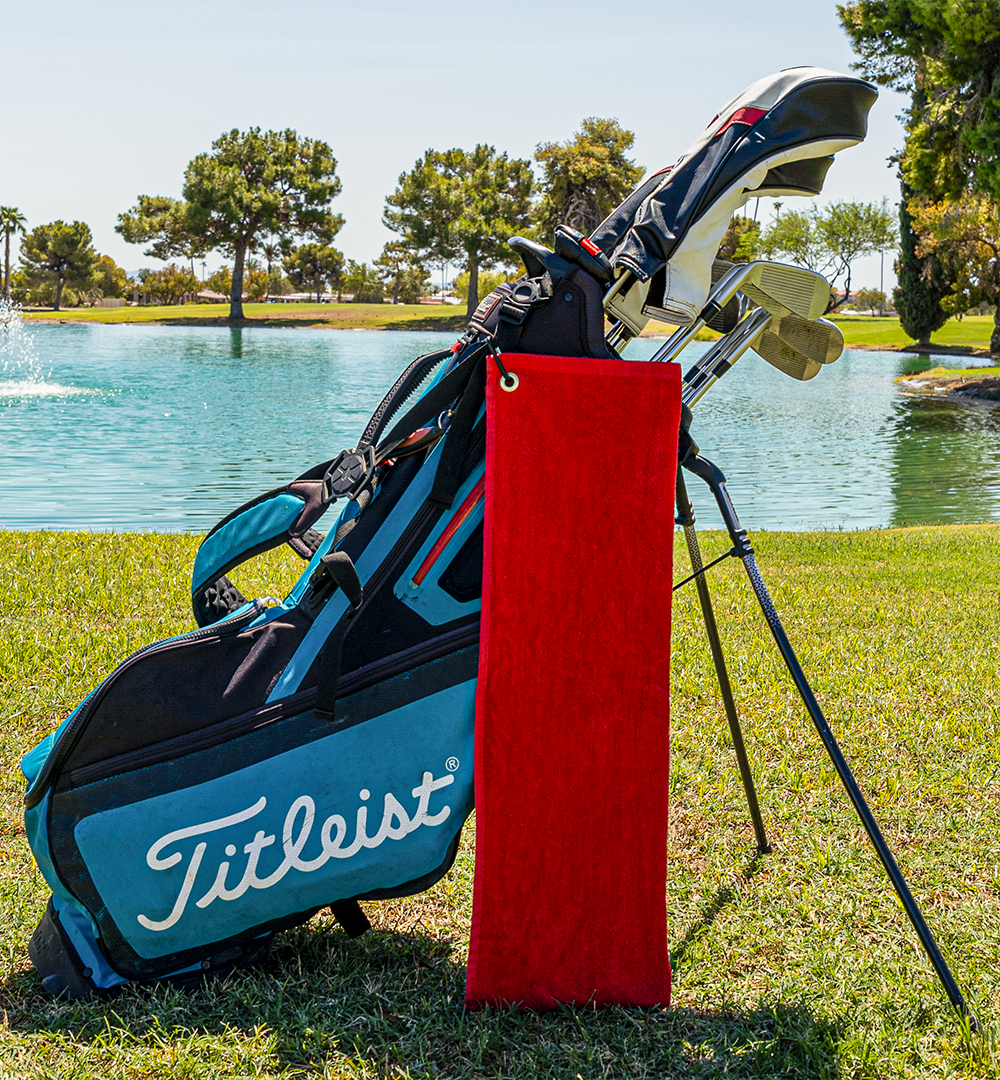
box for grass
[21,304,1000,354]
[899,366,1000,379]
[1,527,998,1077]
[830,315,998,354]
[22,303,469,333]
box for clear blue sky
[1,0,905,290]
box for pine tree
[893,183,948,348]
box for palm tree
[0,207,27,301]
[261,239,282,300]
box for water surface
[2,321,997,532]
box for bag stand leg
[681,451,977,1029]
[675,470,770,855]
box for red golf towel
[465,352,681,1010]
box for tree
[139,263,200,305]
[19,220,98,311]
[452,267,510,304]
[839,1,1000,202]
[374,240,428,304]
[911,193,1000,354]
[205,266,233,299]
[0,206,27,301]
[893,181,949,346]
[855,287,888,314]
[116,196,211,276]
[343,260,383,304]
[93,255,129,299]
[284,244,344,303]
[534,117,644,238]
[259,238,284,299]
[119,128,343,321]
[814,199,897,307]
[384,145,534,317]
[717,215,761,261]
[243,259,268,302]
[759,209,830,271]
[759,199,896,307]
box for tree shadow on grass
[0,910,844,1079]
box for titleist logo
[137,770,455,932]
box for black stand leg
[676,470,771,854]
[681,451,977,1029]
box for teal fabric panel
[74,679,476,959]
[192,494,304,593]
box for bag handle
[190,464,334,627]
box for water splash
[0,299,86,400]
[0,298,44,384]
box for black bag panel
[514,267,613,359]
[56,642,478,804]
[64,612,312,772]
[438,522,484,605]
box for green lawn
[0,528,997,1078]
[21,304,1000,355]
[22,302,469,333]
[830,314,998,354]
[900,366,1000,379]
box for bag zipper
[410,474,485,588]
[346,420,484,613]
[24,602,265,809]
[61,622,480,789]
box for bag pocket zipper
[60,622,480,789]
[25,602,265,809]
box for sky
[0,0,906,290]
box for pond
[2,319,998,532]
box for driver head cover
[592,68,877,325]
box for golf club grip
[738,551,975,1026]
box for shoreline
[21,303,470,334]
[24,313,471,333]
[897,367,1000,403]
[21,308,1000,358]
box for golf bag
[21,232,614,999]
[22,64,894,1004]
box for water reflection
[229,326,243,360]
[888,394,1000,526]
[898,353,1000,375]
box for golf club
[681,308,773,407]
[643,261,832,366]
[752,328,824,381]
[768,313,844,365]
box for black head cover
[593,67,877,325]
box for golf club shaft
[647,262,757,365]
[682,308,773,407]
[675,470,770,854]
[683,452,977,1028]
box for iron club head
[769,313,844,365]
[752,329,824,381]
[738,263,832,321]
